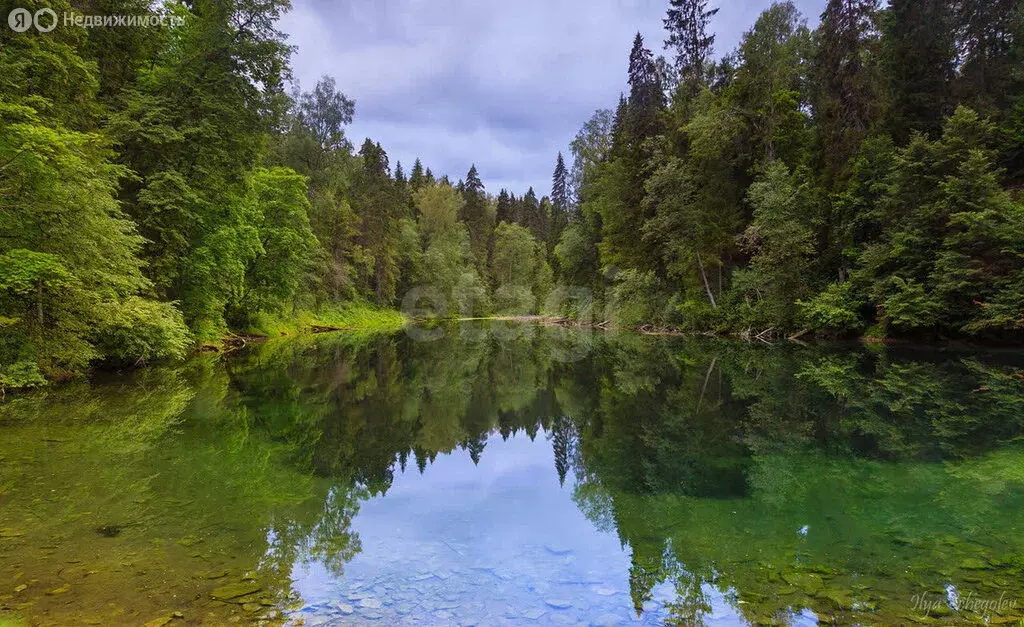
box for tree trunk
[696,251,717,309]
[36,279,43,323]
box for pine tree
[458,164,490,267]
[626,33,665,146]
[520,187,541,235]
[814,0,882,186]
[953,0,1023,116]
[355,139,403,304]
[550,153,570,245]
[883,0,957,140]
[496,189,514,224]
[410,158,426,191]
[663,0,719,91]
[598,35,665,272]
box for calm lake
[2,322,1024,626]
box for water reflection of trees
[8,326,1021,624]
[221,325,1024,624]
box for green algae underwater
[1,322,1024,626]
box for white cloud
[281,0,824,195]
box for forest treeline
[558,0,1024,341]
[0,0,557,388]
[1,0,1023,389]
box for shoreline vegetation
[2,0,1023,392]
[449,315,1024,349]
[213,305,407,349]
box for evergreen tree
[496,189,514,224]
[663,0,719,91]
[883,0,957,140]
[410,158,426,191]
[354,140,403,304]
[519,188,543,238]
[953,0,1023,119]
[599,34,665,272]
[458,164,491,267]
[813,0,883,186]
[550,153,570,246]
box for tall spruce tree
[883,0,957,140]
[458,164,490,267]
[410,158,426,191]
[953,0,1023,117]
[354,140,403,304]
[598,34,665,271]
[814,0,882,186]
[663,0,719,91]
[550,153,570,246]
[496,189,514,224]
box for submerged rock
[203,570,230,580]
[781,572,823,595]
[589,612,624,626]
[210,582,261,601]
[335,603,354,615]
[817,588,854,610]
[95,525,122,538]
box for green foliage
[852,107,1024,335]
[229,167,319,325]
[796,282,864,333]
[737,162,817,327]
[607,269,672,328]
[4,0,1024,382]
[245,303,406,337]
[878,276,941,331]
[488,221,551,315]
[0,360,47,393]
[94,297,192,364]
[547,0,1024,340]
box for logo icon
[34,8,57,32]
[7,7,58,32]
[7,7,31,32]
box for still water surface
[2,322,1024,626]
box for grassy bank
[235,304,406,340]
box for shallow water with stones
[2,322,1024,626]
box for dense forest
[560,0,1024,341]
[1,0,1023,389]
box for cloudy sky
[281,0,823,196]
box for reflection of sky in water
[289,432,817,625]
